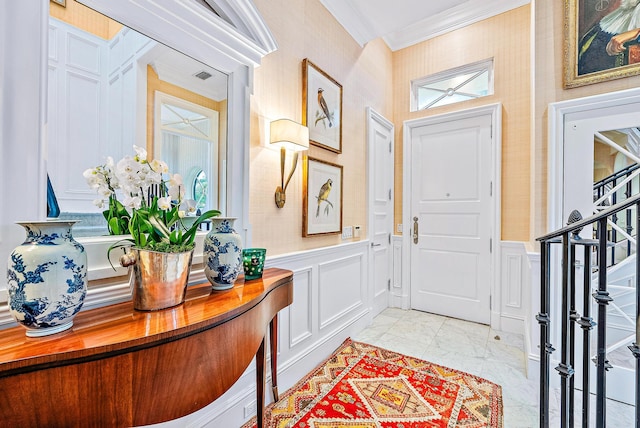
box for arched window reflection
[193,170,208,211]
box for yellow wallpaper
[49,0,122,40]
[250,0,393,255]
[392,6,532,242]
[533,1,640,242]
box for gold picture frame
[564,0,640,88]
[51,0,67,7]
[302,59,343,153]
[302,156,343,237]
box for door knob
[413,217,419,244]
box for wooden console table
[0,267,293,427]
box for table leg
[256,338,265,428]
[270,314,279,401]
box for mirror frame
[0,0,276,323]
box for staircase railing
[537,193,640,428]
[593,163,640,266]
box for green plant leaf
[182,209,221,245]
[170,229,180,244]
[108,217,122,235]
[148,214,171,239]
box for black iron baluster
[577,242,597,428]
[569,240,579,428]
[626,179,633,258]
[594,217,613,428]
[611,191,618,266]
[557,232,575,428]
[628,200,640,428]
[538,241,553,428]
[537,195,640,428]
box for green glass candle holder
[242,248,266,280]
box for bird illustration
[317,88,333,128]
[316,178,333,217]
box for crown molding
[317,0,374,47]
[383,0,530,51]
[320,0,530,51]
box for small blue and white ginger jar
[203,217,243,291]
[7,220,87,337]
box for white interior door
[367,107,394,317]
[409,112,493,324]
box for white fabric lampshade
[270,119,309,152]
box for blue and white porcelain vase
[6,220,87,337]
[203,217,243,291]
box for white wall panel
[289,267,312,347]
[505,253,523,308]
[108,37,121,76]
[67,33,100,73]
[499,241,530,334]
[318,253,365,330]
[391,235,405,308]
[48,25,59,62]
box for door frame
[366,107,394,316]
[402,103,502,326]
[548,87,640,233]
[548,87,640,405]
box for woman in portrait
[578,0,640,75]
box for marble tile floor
[352,308,635,427]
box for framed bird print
[303,156,343,237]
[302,59,342,153]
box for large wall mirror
[0,0,275,321]
[48,1,229,236]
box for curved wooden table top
[0,267,293,377]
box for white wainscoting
[390,235,407,308]
[527,251,541,380]
[151,240,372,427]
[498,241,531,335]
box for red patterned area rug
[243,338,503,428]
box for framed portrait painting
[302,59,342,153]
[303,156,343,237]
[564,0,640,88]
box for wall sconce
[270,119,309,208]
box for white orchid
[83,156,122,211]
[180,198,197,214]
[168,173,185,200]
[122,194,142,210]
[133,145,147,161]
[85,145,220,251]
[150,159,169,174]
[157,196,172,210]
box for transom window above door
[411,59,494,111]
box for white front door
[367,108,394,317]
[409,111,494,324]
